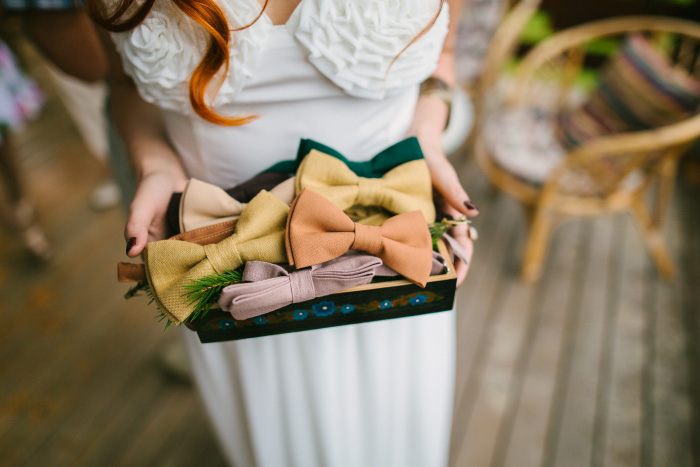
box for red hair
[89,0,443,126]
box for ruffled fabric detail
[286,0,449,99]
[110,0,272,115]
[110,0,448,114]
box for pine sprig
[154,310,173,331]
[429,217,470,249]
[183,268,243,322]
[124,281,153,301]
[125,281,172,330]
[124,268,243,330]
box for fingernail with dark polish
[126,237,136,255]
[464,200,478,211]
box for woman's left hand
[418,137,478,287]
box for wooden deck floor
[1,75,698,467]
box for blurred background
[1,0,699,465]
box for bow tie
[262,137,426,178]
[218,251,449,320]
[218,254,382,320]
[295,150,435,223]
[177,177,295,232]
[145,190,289,324]
[285,189,433,287]
[165,171,291,235]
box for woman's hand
[408,92,478,286]
[125,169,187,257]
[420,138,477,287]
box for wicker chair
[474,6,700,282]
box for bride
[92,0,477,465]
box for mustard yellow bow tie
[295,150,436,223]
[179,178,296,232]
[145,190,289,324]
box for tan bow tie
[295,150,436,223]
[285,189,433,287]
[179,177,296,232]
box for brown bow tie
[285,189,433,287]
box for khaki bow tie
[295,150,436,223]
[285,189,433,287]
[145,190,289,324]
[179,177,296,232]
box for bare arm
[97,28,188,257]
[407,0,476,285]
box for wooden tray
[190,240,457,343]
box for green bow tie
[262,137,425,178]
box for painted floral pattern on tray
[202,291,444,331]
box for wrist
[407,100,446,152]
[130,142,187,187]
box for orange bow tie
[285,189,433,287]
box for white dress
[112,1,455,466]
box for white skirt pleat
[182,309,456,467]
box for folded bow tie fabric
[295,150,436,223]
[165,171,293,235]
[218,251,449,320]
[218,254,383,320]
[262,137,426,178]
[285,188,433,287]
[177,177,295,233]
[145,190,290,324]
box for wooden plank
[452,156,509,405]
[0,266,161,462]
[453,188,520,403]
[0,214,128,403]
[595,214,647,467]
[449,201,530,466]
[114,389,200,466]
[19,308,168,465]
[496,219,587,467]
[678,182,700,467]
[544,217,615,467]
[0,243,124,428]
[449,160,527,461]
[490,220,584,467]
[588,216,627,467]
[647,193,693,467]
[156,399,229,467]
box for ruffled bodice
[111,0,448,115]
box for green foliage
[585,38,619,56]
[124,281,152,301]
[125,282,173,330]
[520,11,555,45]
[154,310,173,331]
[124,268,243,329]
[429,217,470,249]
[183,268,243,322]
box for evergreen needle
[429,217,470,248]
[124,268,242,329]
[183,268,243,322]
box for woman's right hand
[125,170,187,257]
